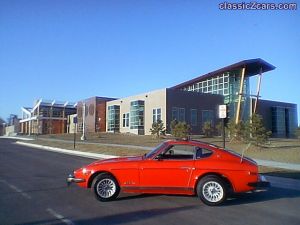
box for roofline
[171,58,276,90]
[21,107,32,115]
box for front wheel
[92,173,120,202]
[197,175,227,206]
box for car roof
[164,139,222,149]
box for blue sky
[0,0,299,124]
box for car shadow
[223,186,300,206]
[16,205,198,225]
[115,193,162,201]
[115,186,300,206]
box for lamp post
[81,102,86,140]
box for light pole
[81,102,86,140]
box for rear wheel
[92,173,120,202]
[197,175,227,206]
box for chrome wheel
[202,181,224,203]
[197,175,227,206]
[96,178,116,198]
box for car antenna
[240,143,251,163]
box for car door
[139,144,195,191]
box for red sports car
[67,140,270,206]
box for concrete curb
[0,136,35,141]
[15,141,117,159]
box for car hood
[88,156,143,166]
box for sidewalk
[254,159,300,171]
[37,137,153,151]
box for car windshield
[145,142,166,159]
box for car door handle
[180,167,191,170]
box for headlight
[82,168,90,175]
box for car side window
[162,144,194,160]
[196,147,213,159]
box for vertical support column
[62,107,66,133]
[253,67,262,114]
[81,102,86,140]
[37,105,40,135]
[29,120,31,136]
[235,67,246,124]
[50,106,53,134]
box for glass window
[202,110,214,126]
[172,107,185,122]
[172,107,179,121]
[153,108,162,123]
[213,78,218,85]
[160,144,195,160]
[224,76,229,83]
[191,109,197,126]
[108,105,120,132]
[130,100,144,129]
[122,113,129,127]
[179,108,185,122]
[196,147,213,159]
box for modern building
[20,99,77,135]
[106,88,224,135]
[255,99,297,138]
[4,114,20,136]
[171,58,298,137]
[76,97,116,133]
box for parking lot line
[46,208,75,225]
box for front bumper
[248,175,271,189]
[66,174,85,186]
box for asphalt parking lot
[1,139,300,225]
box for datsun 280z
[67,140,270,206]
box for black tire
[92,173,120,202]
[196,175,227,206]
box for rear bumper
[66,174,85,186]
[248,175,271,189]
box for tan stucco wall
[107,89,167,135]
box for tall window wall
[182,70,251,121]
[271,106,297,137]
[107,105,120,132]
[183,72,230,96]
[130,101,145,132]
